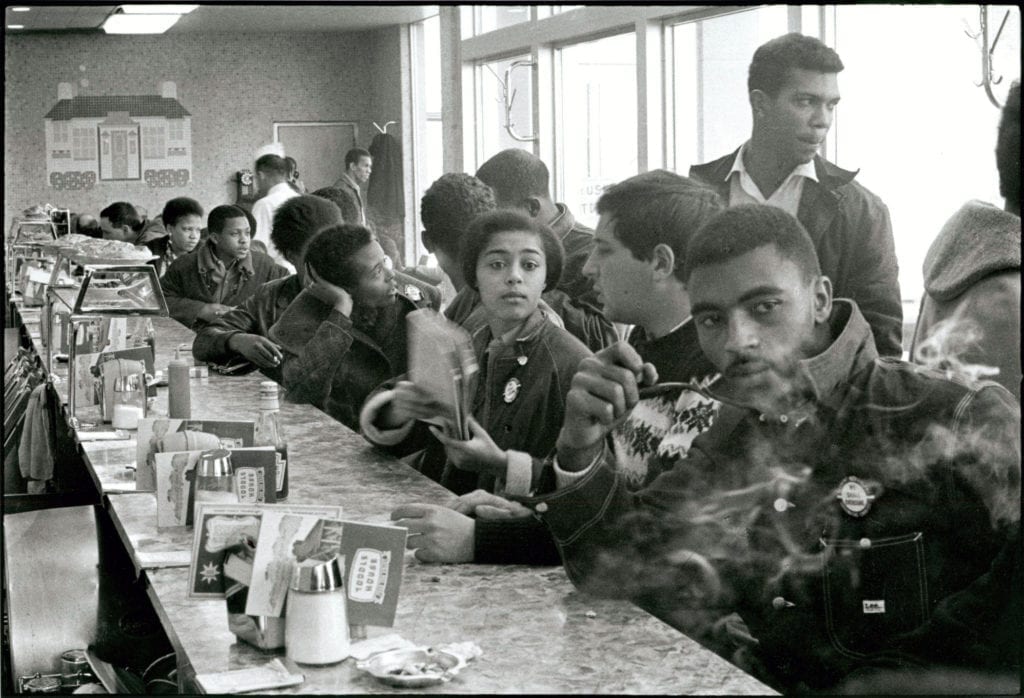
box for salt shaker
[285,556,349,664]
[193,449,236,520]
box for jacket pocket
[821,532,929,658]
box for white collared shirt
[251,181,300,273]
[726,143,818,217]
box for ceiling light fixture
[102,13,180,34]
[11,7,31,12]
[101,5,197,34]
[8,24,25,29]
[118,4,198,14]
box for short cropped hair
[461,209,563,293]
[255,154,288,177]
[475,148,550,206]
[597,170,724,282]
[311,187,361,224]
[270,195,343,258]
[996,80,1020,205]
[207,205,248,236]
[100,202,140,230]
[161,197,203,228]
[305,223,375,290]
[420,173,496,259]
[684,204,821,283]
[345,147,371,169]
[748,33,844,97]
[284,156,298,175]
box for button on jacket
[524,300,1020,691]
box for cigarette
[637,382,707,399]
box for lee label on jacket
[862,600,885,614]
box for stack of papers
[406,309,478,440]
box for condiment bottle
[285,556,349,664]
[254,381,288,499]
[193,449,236,520]
[168,348,191,418]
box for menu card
[136,418,254,490]
[189,503,342,599]
[155,447,277,528]
[244,516,408,627]
[407,308,478,440]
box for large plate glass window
[670,6,789,173]
[476,54,535,165]
[555,32,637,228]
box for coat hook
[373,121,398,135]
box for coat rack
[373,121,398,135]
[964,5,1011,108]
[486,60,538,143]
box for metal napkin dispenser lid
[99,358,147,423]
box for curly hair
[270,195,343,258]
[683,204,821,284]
[419,172,496,259]
[161,197,203,228]
[304,223,375,290]
[748,33,844,97]
[460,209,563,293]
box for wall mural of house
[45,80,193,191]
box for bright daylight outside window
[556,32,637,228]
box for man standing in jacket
[333,147,372,225]
[518,204,1020,692]
[689,32,903,357]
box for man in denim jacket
[518,205,1020,692]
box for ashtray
[356,647,466,688]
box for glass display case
[6,218,58,297]
[44,264,168,427]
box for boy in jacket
[517,204,1020,692]
[161,204,288,328]
[272,223,435,430]
[689,33,902,357]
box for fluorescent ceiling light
[118,4,198,13]
[11,7,31,12]
[8,23,24,28]
[102,13,181,34]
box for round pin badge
[503,377,521,403]
[517,355,528,366]
[836,476,874,517]
[404,284,421,301]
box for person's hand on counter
[196,303,235,323]
[391,503,475,563]
[450,489,532,519]
[429,416,505,477]
[226,333,283,369]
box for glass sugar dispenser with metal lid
[254,381,288,500]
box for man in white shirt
[252,154,300,273]
[690,32,902,357]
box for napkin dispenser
[98,358,147,424]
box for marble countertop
[15,300,775,694]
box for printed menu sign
[188,503,342,599]
[136,418,254,491]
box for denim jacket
[520,300,1020,690]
